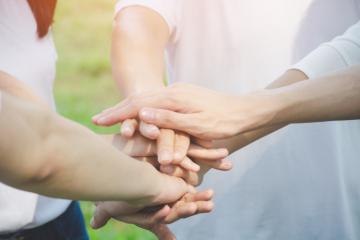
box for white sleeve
[115,0,183,41]
[293,21,360,78]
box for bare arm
[0,72,188,206]
[112,6,202,169]
[215,69,309,153]
[112,6,169,96]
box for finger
[153,175,187,204]
[151,224,176,240]
[164,200,214,224]
[120,205,171,227]
[179,157,200,172]
[93,91,173,126]
[160,165,200,186]
[197,158,233,171]
[164,202,197,224]
[157,129,175,165]
[139,108,198,136]
[173,132,190,163]
[193,201,214,214]
[192,189,214,202]
[192,138,214,148]
[139,121,160,140]
[90,206,111,229]
[121,119,138,138]
[92,99,136,126]
[188,144,229,160]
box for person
[93,64,360,144]
[93,1,360,239]
[94,18,360,138]
[0,1,225,239]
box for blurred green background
[53,0,157,239]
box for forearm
[215,69,308,153]
[112,6,169,96]
[0,92,166,203]
[271,65,360,124]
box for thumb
[90,205,111,229]
[155,175,189,205]
[152,224,177,240]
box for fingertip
[90,217,96,229]
[90,216,101,230]
[139,108,156,122]
[158,151,174,165]
[155,205,171,222]
[173,152,184,162]
[206,189,214,198]
[181,160,200,172]
[96,116,110,126]
[205,201,214,212]
[121,127,134,138]
[91,115,100,124]
[219,148,230,157]
[222,159,233,170]
[140,122,160,140]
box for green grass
[53,1,156,239]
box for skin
[92,7,360,210]
[94,66,360,142]
[0,71,225,238]
[111,6,198,169]
[0,90,189,205]
[91,6,311,230]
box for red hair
[27,0,57,38]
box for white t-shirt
[0,0,70,232]
[294,22,360,77]
[116,1,360,239]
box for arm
[112,6,169,95]
[216,21,360,151]
[94,22,360,142]
[263,65,360,124]
[0,75,189,206]
[112,5,201,169]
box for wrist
[232,90,286,133]
[125,83,165,97]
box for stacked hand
[93,132,232,239]
[93,83,278,139]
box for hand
[93,83,277,140]
[102,132,229,173]
[161,156,232,186]
[90,190,214,240]
[117,118,199,171]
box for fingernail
[140,109,155,121]
[220,149,229,156]
[92,114,100,121]
[97,116,108,125]
[159,150,173,164]
[173,152,183,161]
[121,126,132,136]
[223,160,233,169]
[90,217,95,228]
[148,126,160,136]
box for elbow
[12,147,60,190]
[20,114,63,188]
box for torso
[168,1,360,239]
